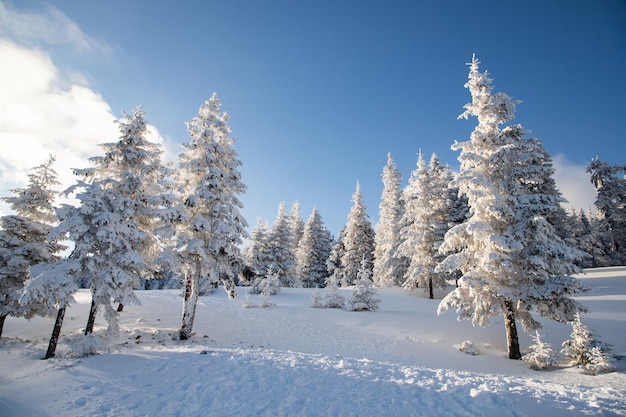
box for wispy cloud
[0,1,110,52]
[553,153,597,212]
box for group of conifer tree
[1,57,624,362]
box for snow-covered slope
[1,268,625,416]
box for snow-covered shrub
[581,346,616,375]
[562,313,603,364]
[249,269,281,296]
[346,257,380,311]
[67,334,106,358]
[460,340,479,355]
[523,331,559,370]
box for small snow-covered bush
[561,313,615,374]
[67,334,106,358]
[346,257,379,312]
[311,273,346,309]
[523,331,559,370]
[250,270,281,296]
[581,346,616,375]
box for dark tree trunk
[45,307,66,359]
[0,314,6,338]
[117,303,124,312]
[504,300,521,359]
[428,278,434,300]
[85,299,97,335]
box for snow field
[1,268,625,416]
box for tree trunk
[45,307,66,359]
[504,300,521,359]
[85,299,97,335]
[0,314,6,338]
[117,303,124,312]
[179,265,200,340]
[428,278,434,300]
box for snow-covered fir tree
[561,312,614,374]
[572,209,611,268]
[60,107,168,335]
[244,218,273,280]
[339,182,375,287]
[0,156,65,338]
[373,153,408,288]
[75,107,166,312]
[267,202,300,287]
[53,177,149,336]
[522,331,559,370]
[398,152,455,298]
[346,256,380,311]
[296,207,333,288]
[586,158,626,266]
[160,94,247,340]
[289,200,305,251]
[326,228,344,284]
[436,56,587,359]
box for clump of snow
[460,340,479,355]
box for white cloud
[0,39,118,214]
[0,38,173,218]
[552,153,597,212]
[0,1,110,53]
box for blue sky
[1,0,625,236]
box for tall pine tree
[399,153,456,298]
[296,207,333,288]
[162,94,247,340]
[339,182,375,286]
[373,153,407,287]
[268,202,300,287]
[586,158,626,266]
[0,156,65,337]
[437,56,587,359]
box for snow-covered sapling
[561,313,615,374]
[523,331,559,370]
[346,257,380,311]
[311,273,346,309]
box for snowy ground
[1,267,625,417]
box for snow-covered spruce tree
[326,228,344,284]
[339,182,375,287]
[0,156,65,338]
[586,158,626,266]
[267,202,300,287]
[76,107,165,315]
[161,94,247,340]
[297,207,333,288]
[522,331,559,370]
[398,152,455,298]
[55,177,149,336]
[577,209,612,268]
[561,312,615,374]
[289,200,305,251]
[244,218,273,283]
[373,153,408,288]
[436,56,587,359]
[346,256,380,311]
